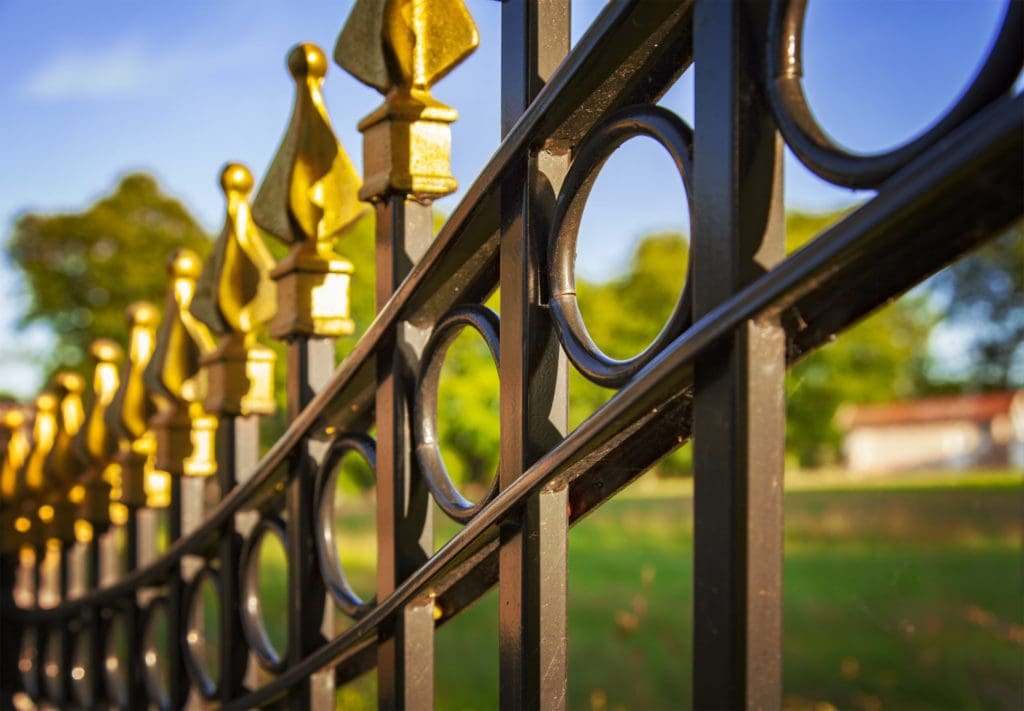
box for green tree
[923,226,1023,390]
[5,173,211,379]
[784,212,935,467]
[574,233,693,474]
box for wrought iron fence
[1,0,1021,708]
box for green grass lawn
[250,471,1022,710]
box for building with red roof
[836,390,1024,473]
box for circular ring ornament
[141,596,172,711]
[548,105,694,389]
[766,0,1024,189]
[103,612,130,708]
[413,304,501,524]
[70,627,95,708]
[239,516,288,672]
[182,566,222,699]
[314,433,378,619]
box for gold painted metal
[74,519,94,544]
[335,0,479,201]
[41,371,86,542]
[73,339,123,531]
[3,393,57,550]
[191,163,278,416]
[184,415,217,477]
[24,393,58,498]
[0,409,31,554]
[253,42,366,340]
[1,409,28,504]
[106,302,160,510]
[145,248,219,478]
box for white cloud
[23,39,156,100]
[22,36,254,101]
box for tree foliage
[924,226,1023,390]
[6,171,1016,480]
[5,173,211,379]
[784,212,935,467]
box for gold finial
[0,409,31,554]
[24,392,58,496]
[108,302,159,443]
[146,248,217,407]
[77,338,123,466]
[72,339,123,530]
[40,372,85,542]
[190,164,278,416]
[145,249,219,478]
[335,0,479,201]
[7,392,58,548]
[191,163,278,347]
[105,302,160,510]
[44,371,86,491]
[254,43,365,249]
[336,0,479,94]
[1,409,28,502]
[253,42,364,339]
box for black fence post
[692,0,786,708]
[285,336,335,709]
[498,1,571,709]
[0,553,20,707]
[374,198,435,709]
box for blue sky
[0,0,1010,396]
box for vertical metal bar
[135,505,164,708]
[58,543,73,706]
[0,553,20,707]
[180,474,208,707]
[123,507,143,709]
[499,2,571,709]
[32,550,43,702]
[375,198,434,710]
[167,476,187,709]
[218,416,259,702]
[287,336,335,710]
[87,535,105,708]
[692,1,786,708]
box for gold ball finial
[2,409,24,430]
[126,301,160,328]
[53,371,85,395]
[90,338,124,364]
[288,43,328,81]
[220,163,254,196]
[35,392,58,413]
[169,248,203,280]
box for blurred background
[1,1,1021,709]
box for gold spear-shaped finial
[41,371,86,543]
[190,163,277,416]
[14,392,58,545]
[335,0,479,201]
[253,42,366,340]
[24,393,58,504]
[0,408,31,554]
[1,409,28,505]
[72,338,123,534]
[145,248,218,478]
[105,302,160,517]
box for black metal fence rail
[2,1,1021,709]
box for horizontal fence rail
[1,0,1022,709]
